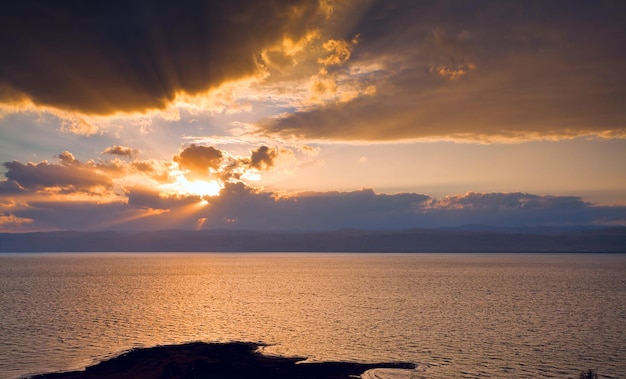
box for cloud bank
[1,1,623,142]
[0,0,326,115]
[1,150,625,232]
[257,0,626,142]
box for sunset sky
[1,0,625,232]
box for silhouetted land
[1,226,625,252]
[28,341,415,379]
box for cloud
[1,1,624,142]
[2,179,625,231]
[171,144,290,183]
[3,160,112,194]
[0,180,26,195]
[3,201,151,231]
[103,146,139,159]
[0,0,327,115]
[130,159,174,183]
[0,151,173,201]
[201,188,626,230]
[0,213,33,230]
[0,143,288,207]
[429,62,476,80]
[317,37,358,66]
[173,144,224,180]
[433,192,588,211]
[127,187,200,210]
[169,187,626,230]
[424,192,603,227]
[57,151,78,165]
[249,146,278,170]
[256,1,626,142]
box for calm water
[0,253,624,379]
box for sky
[1,0,625,232]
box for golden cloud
[254,2,626,143]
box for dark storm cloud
[3,160,112,193]
[260,0,626,141]
[0,0,325,114]
[103,146,139,159]
[173,144,223,179]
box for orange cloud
[317,36,358,66]
[255,2,626,142]
[0,213,33,226]
[173,145,224,180]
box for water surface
[0,253,624,378]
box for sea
[0,253,624,379]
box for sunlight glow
[168,175,223,196]
[159,169,224,197]
[182,179,222,197]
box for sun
[164,175,222,197]
[182,179,222,197]
[161,169,224,197]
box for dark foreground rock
[28,341,415,379]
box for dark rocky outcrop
[28,341,415,379]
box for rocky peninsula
[29,341,416,379]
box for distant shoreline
[26,341,416,379]
[2,227,625,253]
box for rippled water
[0,253,624,378]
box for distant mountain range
[1,226,625,253]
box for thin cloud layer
[258,0,626,142]
[0,0,326,115]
